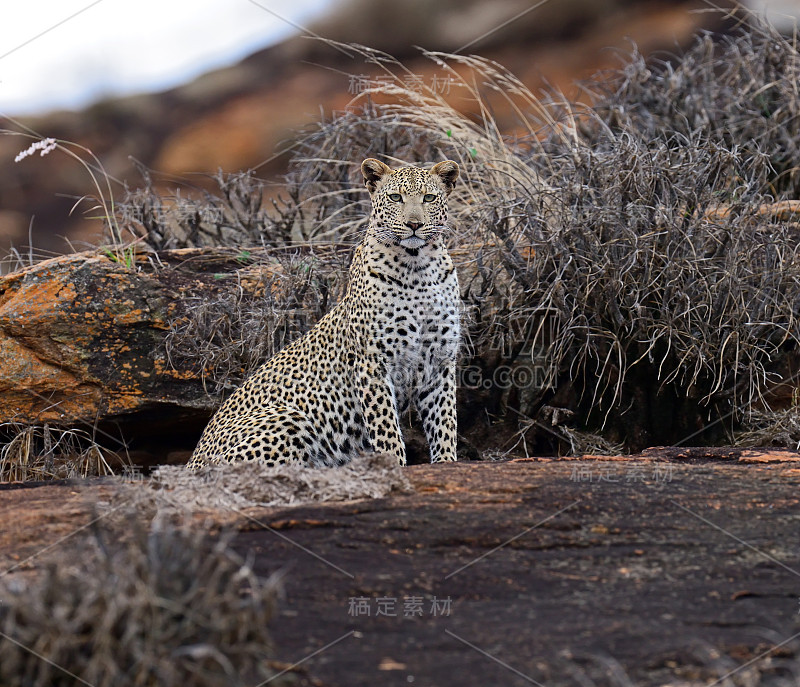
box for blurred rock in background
[0,0,773,259]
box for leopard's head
[361,159,459,250]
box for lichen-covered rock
[0,248,288,429]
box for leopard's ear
[430,160,459,194]
[361,158,394,194]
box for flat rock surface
[2,449,800,686]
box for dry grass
[118,13,800,452]
[117,169,298,250]
[163,247,351,394]
[0,422,128,483]
[735,390,800,449]
[149,451,412,512]
[0,515,281,687]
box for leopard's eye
[388,193,403,202]
[423,193,437,203]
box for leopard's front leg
[357,361,406,465]
[414,359,458,463]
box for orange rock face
[0,250,226,427]
[0,254,108,423]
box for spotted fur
[187,159,460,468]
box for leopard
[187,158,461,469]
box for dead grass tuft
[150,451,412,512]
[0,421,128,483]
[117,168,296,249]
[163,248,351,393]
[589,26,800,197]
[0,515,280,687]
[735,390,800,449]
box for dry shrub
[117,168,299,249]
[163,247,351,393]
[589,27,800,197]
[0,517,280,687]
[122,13,800,452]
[0,421,127,483]
[150,451,412,512]
[735,390,800,449]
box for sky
[0,0,333,116]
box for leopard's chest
[351,252,460,386]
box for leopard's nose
[405,221,422,232]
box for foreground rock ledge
[1,451,798,686]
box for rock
[1,451,799,685]
[0,247,300,453]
